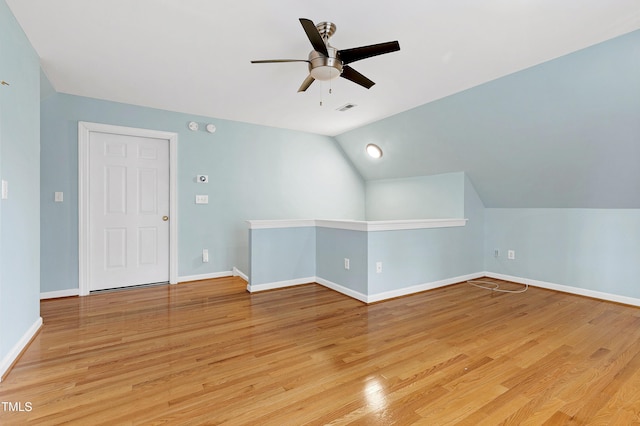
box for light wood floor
[2,277,640,425]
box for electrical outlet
[376,261,383,273]
[202,249,209,263]
[344,258,350,270]
[195,195,209,204]
[508,250,515,260]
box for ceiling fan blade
[340,66,375,89]
[338,41,400,65]
[299,18,328,56]
[297,75,316,92]
[251,59,310,64]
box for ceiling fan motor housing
[308,47,343,81]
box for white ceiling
[7,0,640,136]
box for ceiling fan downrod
[315,21,336,42]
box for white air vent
[336,103,357,112]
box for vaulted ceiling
[7,0,640,136]
[336,29,640,207]
[6,0,640,208]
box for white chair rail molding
[246,218,479,304]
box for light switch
[1,180,7,200]
[55,192,64,202]
[195,195,209,204]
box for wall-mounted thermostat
[197,174,209,183]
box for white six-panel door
[78,122,178,294]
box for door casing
[78,121,178,296]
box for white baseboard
[315,277,369,303]
[485,271,640,307]
[247,268,640,306]
[367,272,485,303]
[247,272,485,304]
[41,288,79,299]
[233,267,249,282]
[1,317,43,381]
[247,276,367,303]
[42,271,245,299]
[178,271,233,283]
[247,277,316,293]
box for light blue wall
[0,0,40,365]
[367,227,468,295]
[335,30,640,209]
[365,172,465,220]
[24,7,640,313]
[367,174,484,295]
[249,227,316,286]
[40,93,365,293]
[464,174,485,274]
[485,209,640,298]
[249,174,485,299]
[316,227,368,294]
[39,69,55,101]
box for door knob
[162,216,169,221]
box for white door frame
[78,121,178,296]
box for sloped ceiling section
[335,30,640,208]
[6,0,640,136]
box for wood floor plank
[1,277,640,424]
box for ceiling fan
[251,18,400,92]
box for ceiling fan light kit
[251,18,400,93]
[308,47,342,81]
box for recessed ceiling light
[366,144,383,159]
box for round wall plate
[188,121,199,131]
[206,124,216,133]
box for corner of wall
[328,135,367,186]
[40,67,56,101]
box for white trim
[248,271,640,307]
[168,130,178,285]
[178,271,233,283]
[484,272,640,307]
[233,267,249,282]
[247,277,316,293]
[315,220,369,232]
[245,273,483,304]
[41,289,79,300]
[366,218,467,231]
[78,121,178,296]
[247,218,467,232]
[246,219,315,229]
[78,122,90,295]
[1,317,42,381]
[367,272,485,303]
[315,277,369,303]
